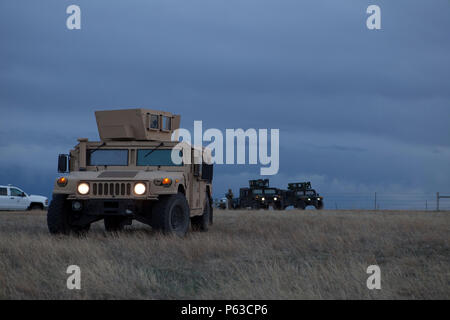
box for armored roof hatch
[249,179,270,188]
[95,108,180,141]
[288,182,312,191]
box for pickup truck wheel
[191,195,212,232]
[30,203,43,211]
[104,217,125,232]
[152,193,190,236]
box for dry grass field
[0,209,449,299]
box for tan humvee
[48,109,213,236]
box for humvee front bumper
[73,199,137,216]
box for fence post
[437,192,440,212]
[374,192,377,211]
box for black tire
[252,203,260,210]
[104,216,125,232]
[30,203,43,211]
[315,201,324,210]
[209,204,214,225]
[275,201,284,210]
[47,194,71,234]
[192,195,212,232]
[47,194,90,235]
[296,200,306,210]
[152,193,190,236]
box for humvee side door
[189,149,203,211]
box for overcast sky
[1,0,449,205]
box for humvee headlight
[134,183,146,195]
[308,198,311,201]
[274,197,278,201]
[261,197,265,201]
[317,197,320,200]
[77,183,90,195]
[57,177,68,187]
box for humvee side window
[137,149,182,166]
[162,116,171,130]
[150,114,159,129]
[0,187,7,196]
[87,149,129,166]
[201,163,213,182]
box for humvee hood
[66,170,184,181]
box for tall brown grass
[0,209,448,299]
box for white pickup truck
[0,185,48,211]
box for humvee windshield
[137,149,182,166]
[264,189,276,195]
[87,149,129,166]
[252,189,263,195]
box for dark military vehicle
[238,179,284,210]
[284,182,324,210]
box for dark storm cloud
[0,0,449,201]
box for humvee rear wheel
[152,193,190,236]
[192,194,212,232]
[47,194,90,235]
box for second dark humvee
[284,182,324,210]
[238,179,284,210]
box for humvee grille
[92,182,132,197]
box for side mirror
[58,154,69,173]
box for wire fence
[320,192,450,211]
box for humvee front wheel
[152,193,190,236]
[47,194,90,235]
[295,200,306,210]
